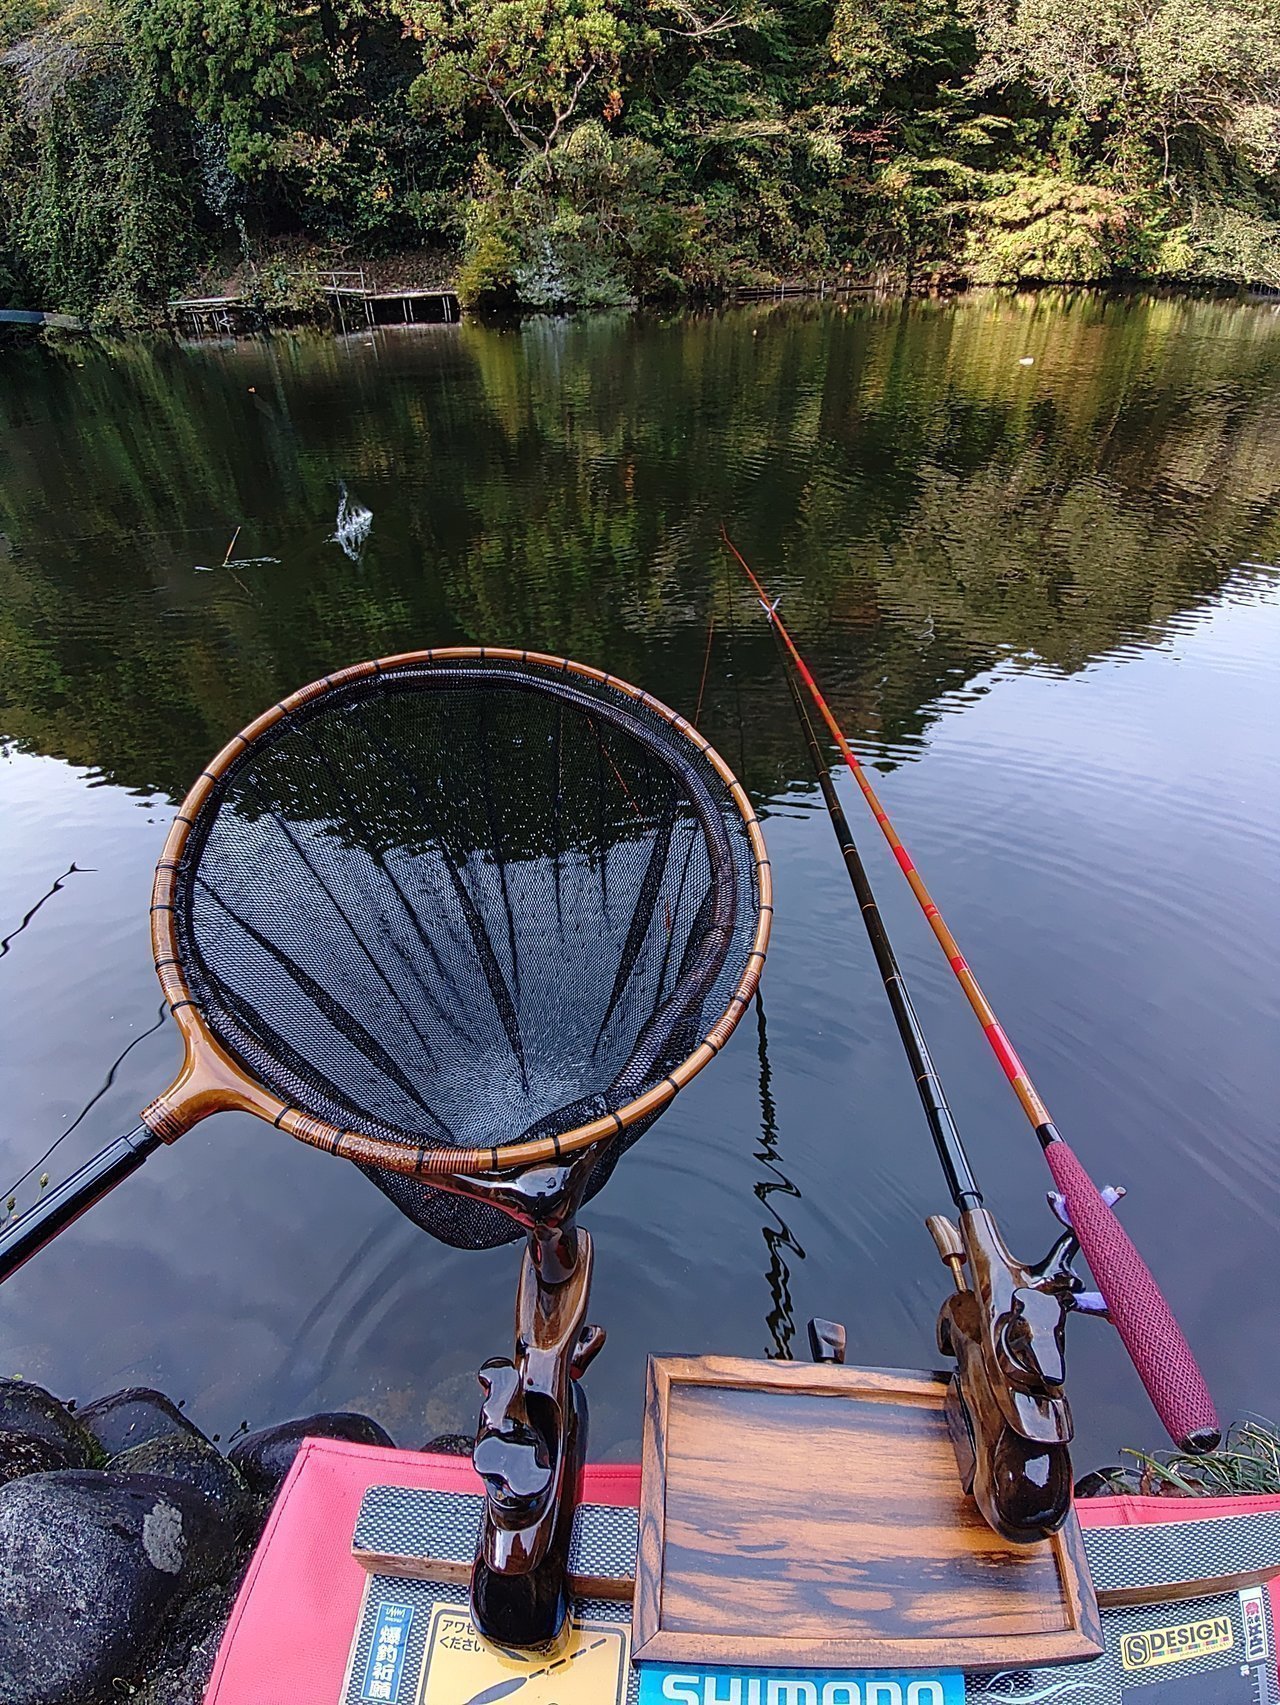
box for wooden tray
[634,1356,1103,1672]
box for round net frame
[149,649,770,1248]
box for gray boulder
[0,1379,100,1468]
[0,1470,235,1705]
[77,1387,205,1457]
[112,1432,254,1534]
[229,1411,394,1499]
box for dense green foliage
[3,0,1280,314]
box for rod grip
[1043,1139,1219,1450]
[0,1125,161,1285]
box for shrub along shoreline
[3,0,1280,324]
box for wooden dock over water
[169,270,460,337]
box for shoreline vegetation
[3,0,1280,327]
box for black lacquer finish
[439,1148,606,1647]
[0,1125,162,1284]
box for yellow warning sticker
[1119,1615,1235,1671]
[415,1603,629,1704]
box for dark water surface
[2,293,1278,1472]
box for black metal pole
[777,649,982,1212]
[0,1125,162,1284]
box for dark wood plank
[633,1356,1102,1672]
[1098,1562,1280,1610]
[350,1547,634,1600]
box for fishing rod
[779,648,1095,1539]
[723,527,1220,1457]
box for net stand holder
[430,1146,608,1649]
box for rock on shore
[0,1376,399,1703]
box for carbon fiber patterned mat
[344,1485,1279,1704]
[352,1483,638,1588]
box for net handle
[143,646,772,1178]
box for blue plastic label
[637,1668,965,1705]
[360,1600,414,1702]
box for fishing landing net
[164,653,766,1248]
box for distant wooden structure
[731,273,895,300]
[317,270,460,330]
[168,272,460,339]
[0,307,84,331]
[168,296,259,336]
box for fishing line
[1,1001,167,1212]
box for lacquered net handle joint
[1042,1136,1220,1451]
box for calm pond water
[1,293,1278,1474]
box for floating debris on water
[193,558,280,571]
[332,481,373,561]
[194,526,279,572]
[194,522,280,572]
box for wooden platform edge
[350,1545,634,1602]
[1097,1560,1280,1610]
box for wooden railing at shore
[168,275,459,336]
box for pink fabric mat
[204,1440,641,1705]
[1076,1490,1280,1527]
[206,1445,1280,1704]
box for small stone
[112,1432,253,1535]
[229,1412,394,1499]
[423,1432,474,1457]
[0,1470,235,1705]
[77,1387,206,1458]
[0,1378,100,1469]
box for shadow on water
[753,992,806,1362]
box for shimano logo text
[659,1681,948,1704]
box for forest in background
[3,0,1280,318]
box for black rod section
[0,1124,162,1284]
[776,646,983,1211]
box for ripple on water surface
[0,293,1278,1471]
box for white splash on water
[332,481,373,561]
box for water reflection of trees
[3,292,1280,801]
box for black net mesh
[172,658,761,1248]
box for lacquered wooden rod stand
[446,1148,607,1649]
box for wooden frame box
[634,1356,1103,1672]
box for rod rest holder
[929,1206,1096,1544]
[474,1361,556,1519]
[473,1322,606,1527]
[452,1149,606,1647]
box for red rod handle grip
[1043,1139,1220,1451]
